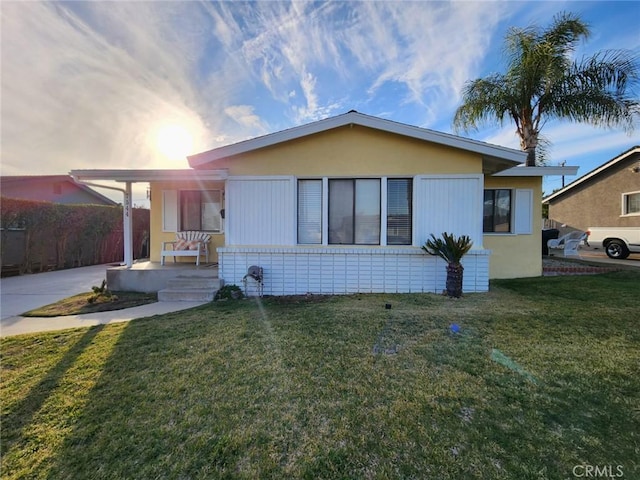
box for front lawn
[1,271,638,479]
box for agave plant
[422,232,473,298]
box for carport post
[123,182,133,268]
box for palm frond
[453,10,639,165]
[421,232,473,265]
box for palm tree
[453,12,639,166]
[422,232,473,298]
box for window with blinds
[298,179,322,244]
[297,177,413,245]
[387,179,412,245]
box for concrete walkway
[1,264,206,337]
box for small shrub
[214,284,244,301]
[88,279,117,304]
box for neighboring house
[1,175,116,205]
[72,111,576,295]
[543,146,640,231]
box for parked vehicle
[586,227,640,259]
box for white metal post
[123,182,133,267]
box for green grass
[2,271,639,479]
[21,291,157,317]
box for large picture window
[484,189,511,233]
[329,179,380,244]
[387,178,412,245]
[180,190,222,232]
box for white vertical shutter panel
[514,189,533,234]
[414,176,482,247]
[227,178,295,245]
[162,190,178,232]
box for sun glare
[155,124,193,160]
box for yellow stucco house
[72,111,576,296]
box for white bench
[161,231,211,266]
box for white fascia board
[493,165,579,177]
[70,169,228,183]
[187,111,527,167]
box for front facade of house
[148,112,547,295]
[543,146,640,231]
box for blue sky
[1,1,639,205]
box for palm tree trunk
[525,147,536,167]
[519,123,538,166]
[446,262,464,298]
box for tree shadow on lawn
[1,325,105,457]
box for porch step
[158,276,222,302]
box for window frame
[386,178,413,245]
[179,189,224,233]
[297,179,323,244]
[328,178,381,245]
[483,188,513,234]
[622,190,640,216]
[297,177,414,246]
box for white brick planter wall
[218,247,490,296]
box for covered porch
[69,168,227,268]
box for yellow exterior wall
[148,125,543,280]
[149,125,484,263]
[483,176,543,278]
[149,180,225,263]
[203,125,482,176]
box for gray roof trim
[187,111,527,167]
[493,165,579,177]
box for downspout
[71,178,134,268]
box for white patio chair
[547,231,588,257]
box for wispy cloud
[224,105,267,132]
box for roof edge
[542,145,640,203]
[493,165,579,177]
[187,111,527,167]
[70,169,228,183]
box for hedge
[1,197,150,274]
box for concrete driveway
[1,264,205,337]
[1,264,108,319]
[577,245,640,268]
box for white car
[586,227,640,259]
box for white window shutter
[514,189,533,234]
[162,190,178,232]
